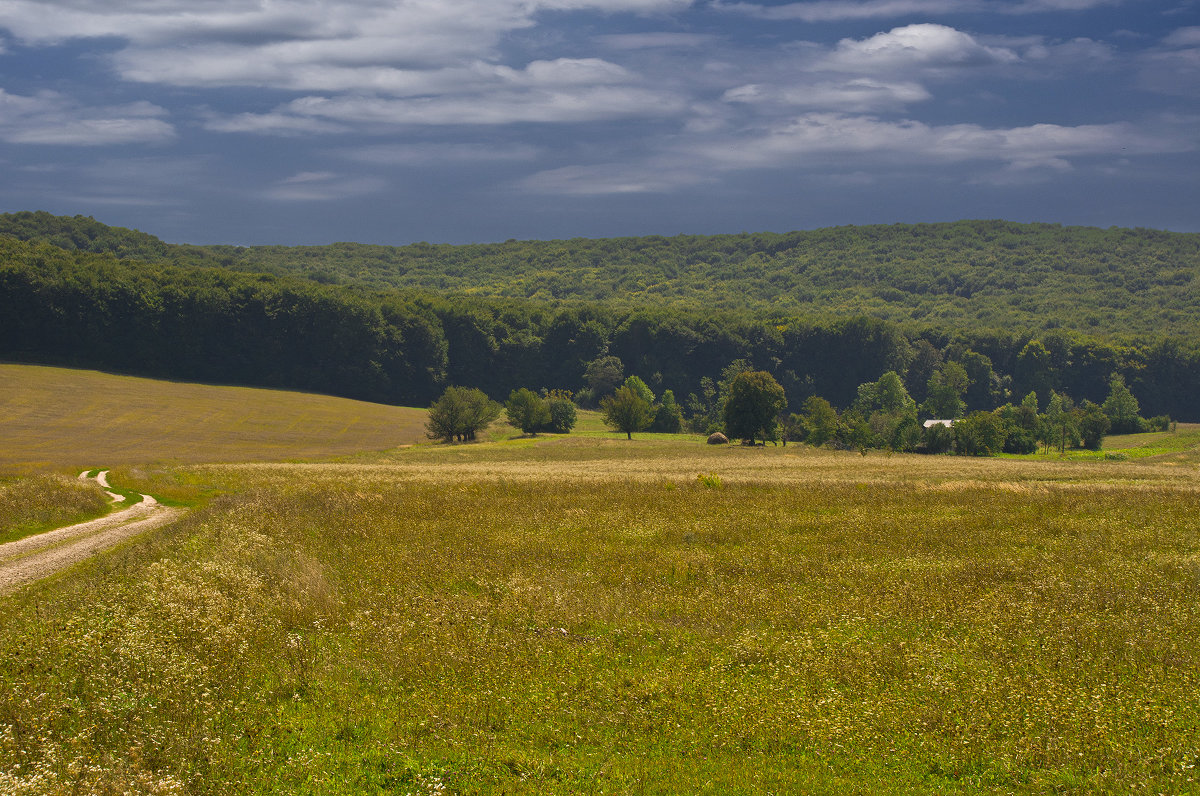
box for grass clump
[0,474,109,544]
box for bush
[1002,428,1038,454]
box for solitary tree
[723,370,786,445]
[506,388,550,435]
[601,385,653,439]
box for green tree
[506,388,550,435]
[1041,391,1078,453]
[923,361,969,419]
[685,377,719,434]
[800,396,839,447]
[723,370,787,445]
[583,355,624,401]
[1102,373,1142,434]
[601,385,653,439]
[959,349,1003,410]
[650,389,683,433]
[953,411,1006,456]
[425,386,500,442]
[853,371,917,451]
[923,422,954,454]
[622,375,655,406]
[855,371,916,417]
[542,389,578,433]
[1075,400,1110,450]
[1015,339,1054,398]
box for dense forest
[2,211,1198,340]
[2,216,1197,422]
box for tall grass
[0,474,109,544]
[2,445,1198,793]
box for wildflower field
[1,375,1199,793]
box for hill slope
[3,212,1198,340]
[0,364,428,471]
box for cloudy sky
[0,0,1196,245]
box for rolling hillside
[3,212,1199,340]
[0,364,428,471]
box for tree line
[2,234,1198,424]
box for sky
[0,0,1197,246]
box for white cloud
[0,89,174,145]
[0,0,691,90]
[1163,27,1200,47]
[1140,38,1200,97]
[522,111,1191,195]
[690,113,1186,170]
[201,111,350,136]
[263,85,686,127]
[713,0,1122,22]
[824,24,1018,73]
[340,143,539,166]
[520,163,712,194]
[723,78,931,111]
[713,0,968,22]
[263,170,388,201]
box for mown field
[1,368,1199,794]
[0,364,429,473]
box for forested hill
[3,211,1198,341]
[3,224,1199,420]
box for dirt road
[0,471,181,595]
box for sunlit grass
[0,364,430,473]
[0,474,109,544]
[2,434,1198,793]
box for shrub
[1146,415,1171,432]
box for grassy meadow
[0,364,429,473]
[2,367,1200,793]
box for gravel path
[0,471,181,595]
